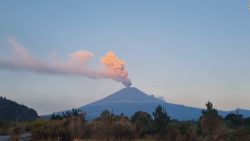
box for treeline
[0,97,38,122]
[2,102,250,141]
[23,102,250,141]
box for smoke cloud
[101,52,131,87]
[0,38,132,87]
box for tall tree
[131,111,153,136]
[199,101,223,139]
[153,105,170,139]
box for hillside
[0,97,38,121]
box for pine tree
[153,105,170,139]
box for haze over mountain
[77,87,250,120]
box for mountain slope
[78,87,250,121]
[79,87,203,120]
[0,97,38,121]
[90,87,165,104]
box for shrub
[28,120,70,141]
[85,118,136,141]
[65,113,86,140]
[166,122,199,141]
[131,111,153,137]
[112,121,136,141]
[225,112,243,128]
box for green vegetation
[1,102,250,141]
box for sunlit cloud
[0,38,132,87]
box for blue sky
[0,0,250,115]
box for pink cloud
[0,38,131,87]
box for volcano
[79,87,202,120]
[54,87,250,120]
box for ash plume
[101,52,132,87]
[0,38,132,87]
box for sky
[0,0,250,115]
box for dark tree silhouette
[199,101,223,139]
[97,110,115,124]
[50,113,63,120]
[201,101,219,117]
[225,111,243,127]
[131,111,153,136]
[0,96,38,121]
[153,105,170,139]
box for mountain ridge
[78,87,203,120]
[49,87,250,121]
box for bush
[131,111,153,137]
[28,120,70,141]
[225,112,243,128]
[84,121,112,140]
[112,121,136,141]
[65,113,86,140]
[85,120,136,141]
[166,122,199,141]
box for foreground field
[1,103,250,141]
